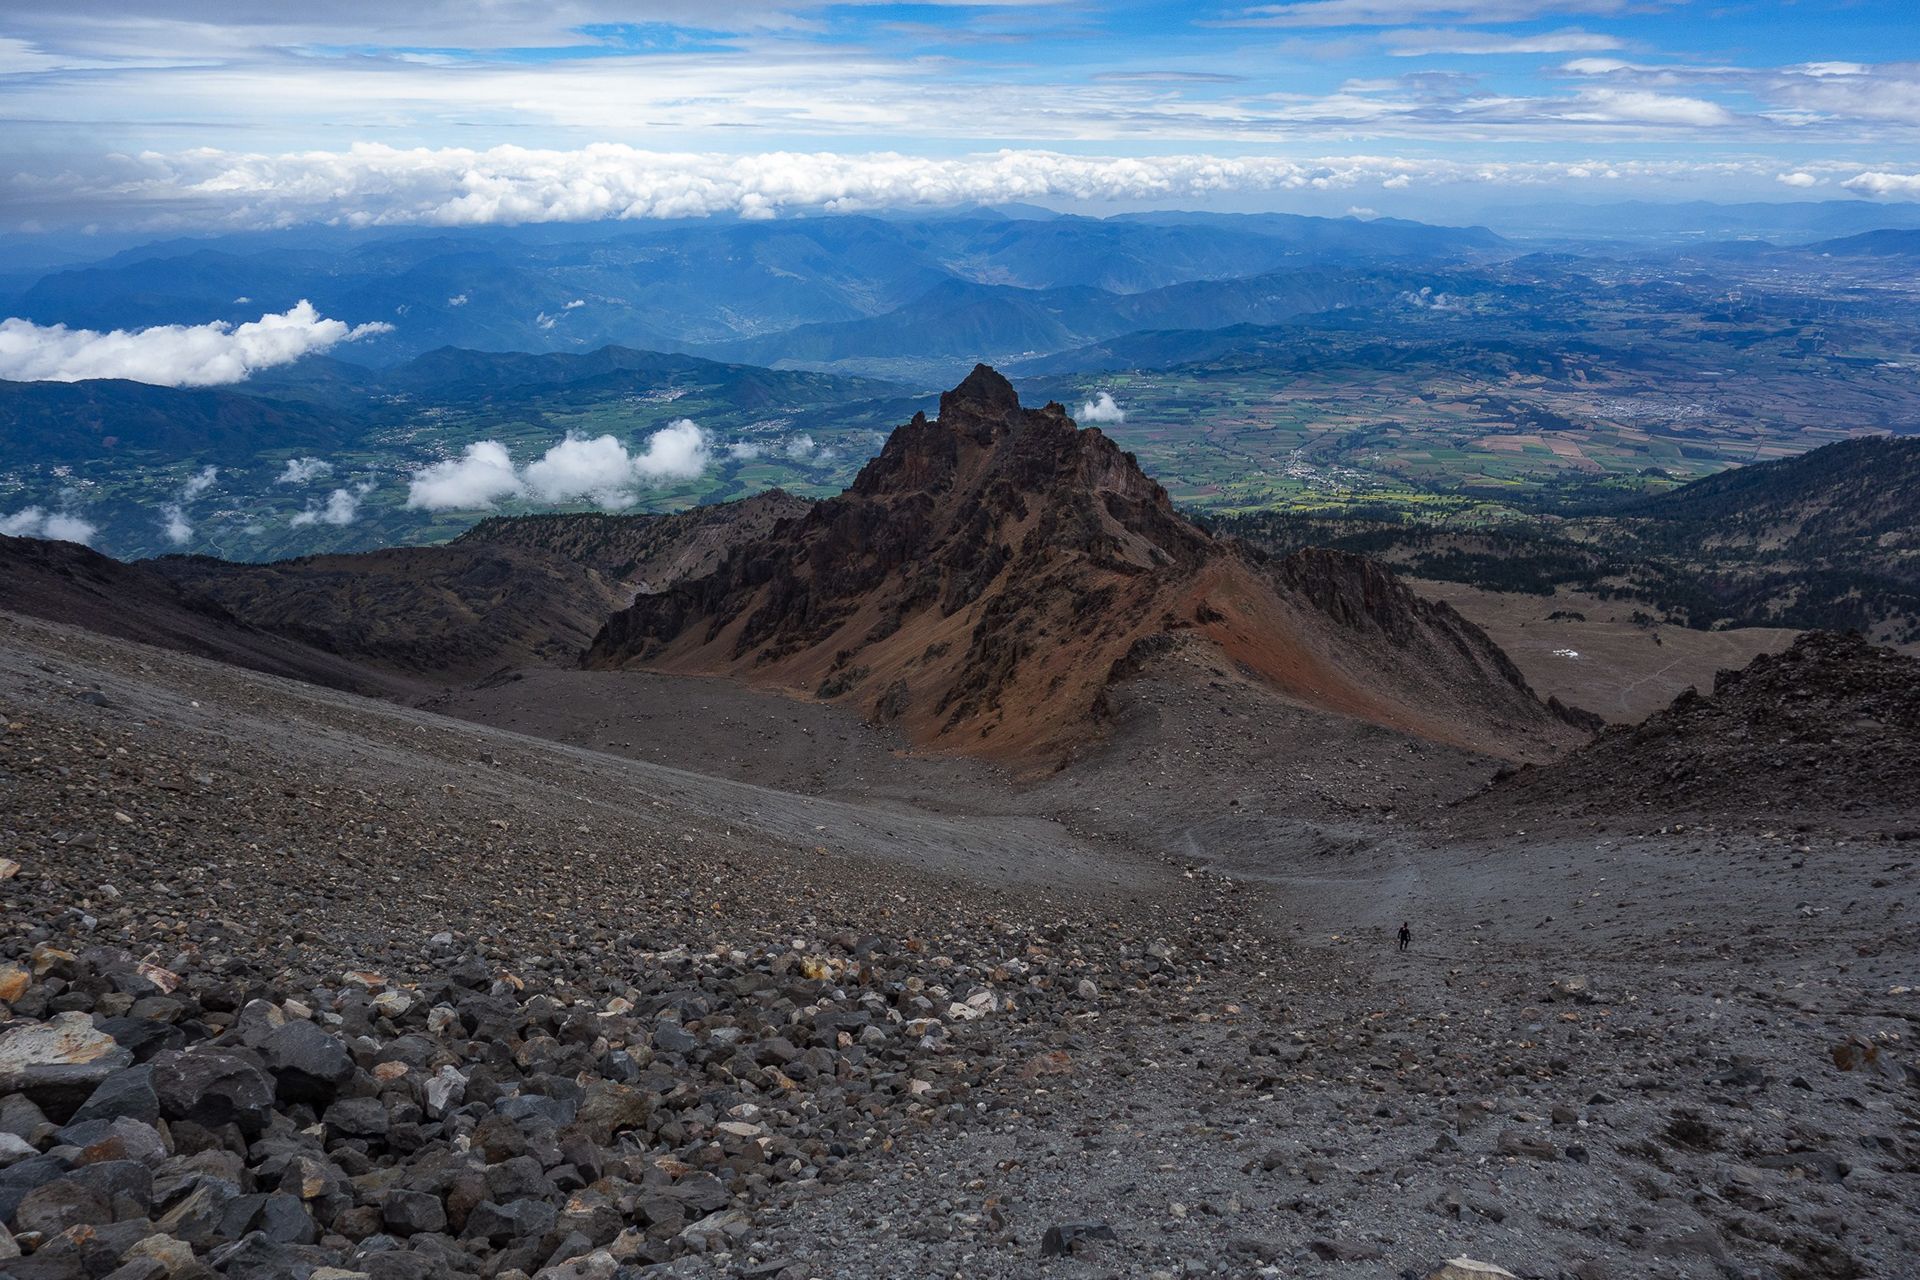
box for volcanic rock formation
[1476,629,1920,829]
[588,365,1586,766]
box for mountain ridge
[588,366,1588,767]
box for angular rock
[1428,1262,1519,1280]
[1040,1222,1118,1258]
[151,1050,276,1135]
[70,1066,160,1127]
[262,1021,355,1105]
[0,1013,134,1121]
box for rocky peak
[942,361,1024,419]
[589,366,1581,767]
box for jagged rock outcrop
[589,365,1583,766]
[1476,630,1920,827]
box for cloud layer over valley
[10,145,1919,235]
[0,506,97,546]
[0,303,393,387]
[405,422,715,512]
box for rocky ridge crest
[589,366,1584,766]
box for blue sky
[1,0,1917,232]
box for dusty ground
[1411,581,1801,724]
[3,609,1916,1279]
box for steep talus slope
[145,546,624,678]
[589,366,1585,767]
[0,534,414,697]
[1473,630,1920,829]
[5,492,811,687]
[455,490,814,590]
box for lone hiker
[1397,922,1412,953]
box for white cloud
[447,293,469,306]
[727,442,766,460]
[1385,28,1623,57]
[1560,57,1631,75]
[1078,392,1126,424]
[0,506,97,545]
[781,434,819,459]
[1844,170,1920,197]
[9,145,1854,236]
[406,421,714,512]
[290,481,372,527]
[0,302,394,387]
[1563,89,1734,127]
[159,465,218,546]
[1776,171,1819,188]
[276,456,334,484]
[633,419,714,483]
[406,441,525,511]
[1224,0,1668,25]
[564,298,586,309]
[179,466,219,502]
[524,433,645,508]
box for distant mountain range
[1490,199,1920,244]
[703,267,1494,378]
[0,212,1505,364]
[0,346,905,466]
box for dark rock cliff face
[594,364,1205,671]
[589,365,1582,765]
[1272,547,1599,731]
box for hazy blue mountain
[1112,210,1506,256]
[3,212,1511,364]
[1804,229,1920,257]
[713,266,1494,373]
[1489,199,1920,244]
[0,378,348,463]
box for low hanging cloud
[1846,171,1920,197]
[290,481,374,528]
[0,506,97,545]
[405,441,524,511]
[1078,392,1127,425]
[406,421,713,512]
[276,456,334,485]
[0,302,393,387]
[524,433,648,507]
[159,465,218,546]
[631,420,714,482]
[727,442,766,461]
